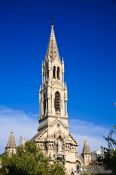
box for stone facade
[32,25,82,175]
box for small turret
[82,140,91,166]
[5,132,16,155]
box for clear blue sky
[0,0,116,128]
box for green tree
[0,141,66,175]
[97,126,116,175]
[50,162,66,175]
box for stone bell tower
[32,25,81,175]
[38,25,68,133]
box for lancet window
[53,66,56,79]
[43,93,46,114]
[54,91,60,112]
[57,67,60,79]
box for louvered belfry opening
[54,91,60,112]
[57,67,60,79]
[43,92,46,114]
[53,66,56,79]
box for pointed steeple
[6,132,16,149]
[82,140,91,155]
[46,25,60,61]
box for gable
[32,129,48,142]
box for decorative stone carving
[57,137,63,154]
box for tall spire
[82,140,91,155]
[6,132,16,149]
[46,25,60,61]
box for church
[5,25,92,175]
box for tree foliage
[96,126,116,175]
[0,141,66,175]
[50,162,66,175]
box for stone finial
[19,136,27,146]
[61,57,64,64]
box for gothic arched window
[53,66,56,79]
[57,67,60,79]
[71,172,75,175]
[47,70,49,79]
[43,93,46,115]
[54,91,60,112]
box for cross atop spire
[46,25,60,61]
[6,132,16,149]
